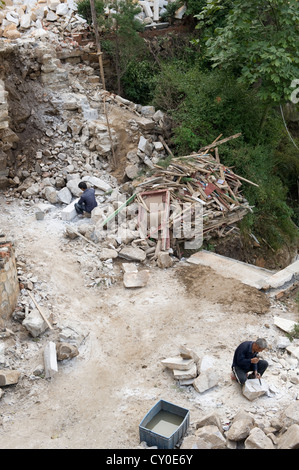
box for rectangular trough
[139,399,190,449]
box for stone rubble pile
[179,402,299,449]
[0,0,186,41]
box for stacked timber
[132,134,258,254]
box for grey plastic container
[139,399,190,449]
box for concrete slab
[187,250,274,289]
[264,260,299,289]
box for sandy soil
[0,193,298,449]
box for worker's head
[253,338,267,352]
[78,181,87,191]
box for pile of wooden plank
[133,134,258,255]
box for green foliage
[121,60,157,104]
[287,323,299,340]
[77,0,105,25]
[160,0,184,22]
[152,65,299,248]
[195,0,299,104]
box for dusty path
[0,194,298,449]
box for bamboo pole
[90,0,106,90]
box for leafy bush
[152,65,299,247]
[122,60,157,104]
[77,0,105,25]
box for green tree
[77,0,105,25]
[195,0,299,108]
[105,0,145,95]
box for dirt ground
[0,192,298,449]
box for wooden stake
[28,292,53,330]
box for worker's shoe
[83,212,91,218]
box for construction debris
[132,134,255,258]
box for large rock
[56,342,79,361]
[242,378,268,401]
[0,369,20,386]
[193,368,219,393]
[118,246,146,262]
[44,186,58,204]
[83,176,112,192]
[281,401,299,427]
[123,270,149,288]
[196,413,223,433]
[157,251,173,268]
[22,308,51,337]
[274,316,297,334]
[244,427,274,449]
[195,425,226,449]
[57,186,72,204]
[226,411,255,441]
[66,179,82,197]
[278,424,299,449]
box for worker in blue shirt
[75,181,98,217]
[232,338,268,385]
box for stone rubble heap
[0,0,186,40]
[179,402,299,449]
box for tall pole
[89,0,106,90]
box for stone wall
[0,241,19,327]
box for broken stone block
[173,363,198,380]
[199,355,215,372]
[195,425,226,449]
[0,369,20,386]
[99,248,118,261]
[138,135,153,155]
[125,164,139,180]
[22,308,51,337]
[274,316,297,334]
[44,186,58,204]
[179,345,199,363]
[56,342,79,361]
[281,401,299,427]
[242,378,268,401]
[157,251,173,269]
[244,427,275,449]
[226,411,255,441]
[278,424,299,449]
[83,176,112,192]
[44,341,58,379]
[123,270,149,288]
[161,356,195,371]
[61,198,79,221]
[57,186,72,204]
[193,368,219,393]
[196,413,223,433]
[122,263,138,273]
[118,246,146,262]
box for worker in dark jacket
[75,181,98,217]
[232,338,268,385]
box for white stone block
[242,378,268,401]
[61,198,79,221]
[44,341,58,379]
